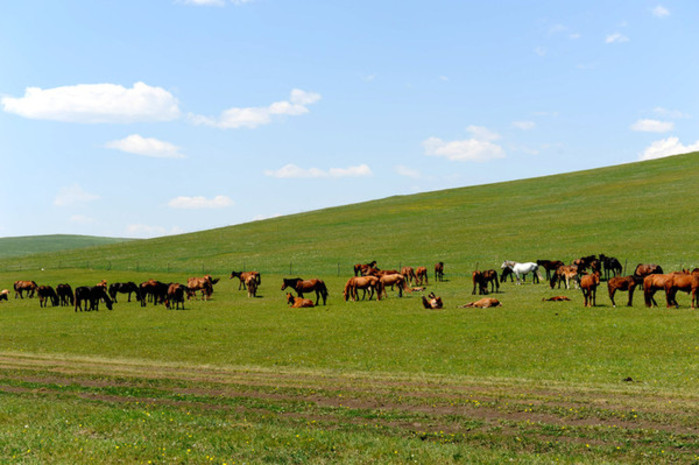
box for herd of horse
[4,255,697,311]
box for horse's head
[286,293,295,305]
[229,271,239,280]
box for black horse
[56,283,74,306]
[108,282,140,303]
[599,254,623,280]
[75,286,113,312]
[37,285,59,308]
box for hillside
[0,234,131,259]
[1,152,697,274]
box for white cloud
[2,82,180,123]
[512,121,536,130]
[653,107,689,119]
[606,33,629,44]
[190,89,321,129]
[466,125,500,141]
[630,119,674,133]
[652,5,670,17]
[105,134,185,158]
[394,165,422,179]
[640,137,699,160]
[423,126,505,162]
[54,184,99,207]
[264,164,372,179]
[168,195,234,209]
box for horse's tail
[319,280,329,298]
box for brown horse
[379,273,408,298]
[664,269,699,308]
[343,276,382,301]
[580,271,600,307]
[607,275,643,307]
[536,260,565,281]
[286,292,314,308]
[353,261,377,276]
[542,296,570,302]
[472,269,499,295]
[634,263,664,278]
[14,280,38,299]
[643,273,675,307]
[550,265,579,290]
[422,292,443,309]
[434,262,444,282]
[230,270,261,290]
[401,266,416,285]
[281,278,328,305]
[165,283,188,310]
[460,297,502,308]
[246,276,259,298]
[187,275,219,300]
[415,266,429,286]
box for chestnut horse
[187,275,218,301]
[281,278,328,305]
[434,262,444,282]
[343,276,382,301]
[353,261,377,276]
[401,266,416,285]
[643,273,675,307]
[472,269,499,295]
[165,283,188,310]
[415,266,429,286]
[14,280,38,299]
[634,263,664,278]
[286,292,314,308]
[580,271,600,307]
[536,260,565,281]
[607,275,643,307]
[379,273,409,298]
[663,269,699,308]
[460,297,502,308]
[550,265,579,290]
[230,271,261,290]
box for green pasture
[0,153,697,464]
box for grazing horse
[286,292,315,308]
[663,269,699,309]
[580,271,600,307]
[460,297,501,308]
[415,266,429,286]
[607,275,644,307]
[108,282,140,303]
[37,285,59,307]
[401,266,416,285]
[0,290,8,302]
[14,280,38,299]
[422,292,443,309]
[56,284,74,306]
[573,255,597,273]
[246,275,259,298]
[281,278,328,305]
[643,273,675,307]
[187,275,219,301]
[379,273,409,298]
[165,283,188,310]
[634,263,664,278]
[550,265,579,290]
[343,276,382,301]
[501,261,541,284]
[472,270,499,295]
[74,286,113,312]
[599,254,623,280]
[230,271,261,290]
[434,262,444,282]
[536,260,565,281]
[353,261,378,277]
[139,280,168,307]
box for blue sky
[1,1,696,238]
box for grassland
[0,153,697,464]
[0,234,129,259]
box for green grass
[0,234,130,259]
[0,153,697,464]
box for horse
[245,275,259,298]
[165,283,188,310]
[56,283,74,306]
[187,275,219,300]
[663,269,699,309]
[580,271,600,307]
[422,292,443,309]
[343,276,381,301]
[549,265,579,290]
[434,262,444,282]
[572,255,597,273]
[643,273,675,307]
[501,261,541,284]
[607,275,644,307]
[108,282,140,303]
[281,278,328,305]
[37,285,59,307]
[0,290,7,302]
[286,292,314,308]
[542,296,571,302]
[536,260,565,281]
[74,286,113,312]
[230,271,261,290]
[472,270,499,295]
[353,261,377,276]
[415,266,429,286]
[14,280,38,299]
[139,280,169,307]
[459,298,501,308]
[379,273,409,298]
[401,266,416,285]
[599,254,623,280]
[634,263,664,278]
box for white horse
[501,261,541,284]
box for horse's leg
[609,287,617,307]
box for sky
[1,1,697,239]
